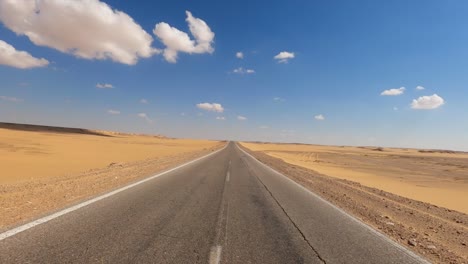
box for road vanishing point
[0,142,429,264]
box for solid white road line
[0,143,228,241]
[236,143,430,264]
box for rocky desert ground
[241,142,468,263]
[0,122,224,230]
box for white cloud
[416,85,425,90]
[232,67,255,74]
[0,95,23,102]
[107,109,120,115]
[236,52,244,59]
[381,87,405,96]
[411,94,445,110]
[140,99,148,104]
[96,83,114,89]
[314,114,325,121]
[0,40,48,69]
[259,125,269,129]
[180,112,186,116]
[137,112,153,123]
[196,102,224,113]
[237,115,247,121]
[0,0,158,65]
[153,11,214,63]
[393,107,399,111]
[216,116,225,120]
[273,97,285,102]
[274,51,295,63]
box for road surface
[0,142,428,263]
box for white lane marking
[0,143,229,241]
[226,159,231,182]
[209,245,222,264]
[236,143,430,264]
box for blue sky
[0,0,467,150]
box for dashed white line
[209,245,222,264]
[226,171,230,182]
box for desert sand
[0,123,221,184]
[241,142,468,214]
[0,123,224,229]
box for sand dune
[0,122,113,137]
[241,142,468,214]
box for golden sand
[0,126,221,184]
[241,142,468,214]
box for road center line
[209,245,222,264]
[226,171,230,182]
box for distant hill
[0,122,167,138]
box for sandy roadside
[240,143,468,264]
[241,142,468,214]
[0,124,222,185]
[0,123,224,230]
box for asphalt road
[0,142,428,264]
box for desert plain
[1,123,466,263]
[0,122,223,230]
[241,142,468,214]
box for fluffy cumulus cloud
[274,51,295,63]
[107,109,120,115]
[196,102,224,113]
[237,115,247,121]
[0,95,23,102]
[0,0,157,65]
[96,83,114,89]
[232,67,255,74]
[216,116,225,120]
[411,94,445,110]
[154,11,214,63]
[0,40,48,69]
[416,86,425,90]
[314,114,325,121]
[381,87,405,96]
[236,51,243,59]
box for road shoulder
[239,143,468,263]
